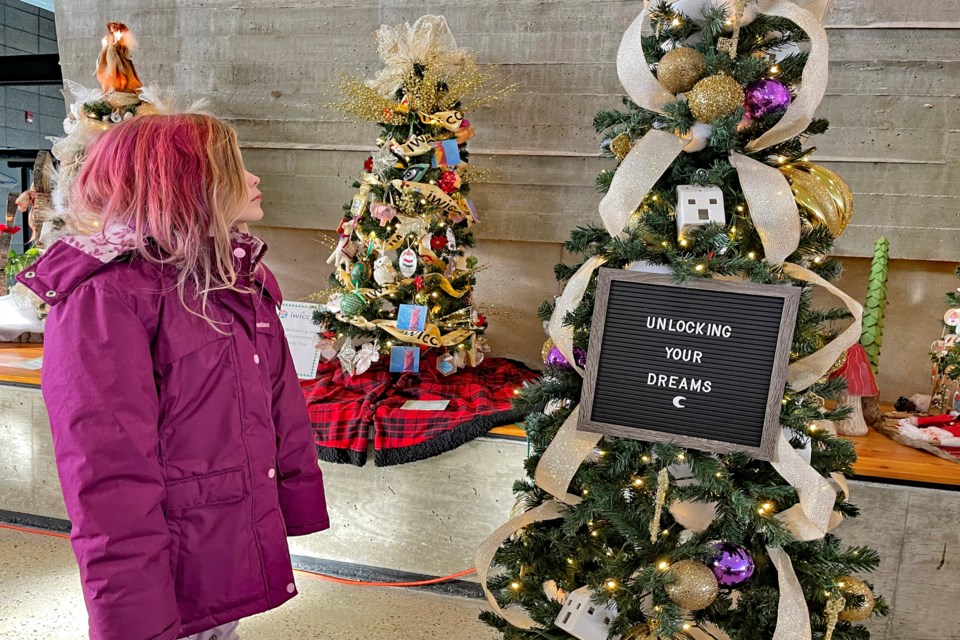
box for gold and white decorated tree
[317,15,511,377]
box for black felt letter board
[578,269,800,460]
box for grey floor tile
[0,528,499,640]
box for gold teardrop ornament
[779,162,854,238]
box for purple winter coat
[17,227,329,640]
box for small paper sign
[397,304,428,332]
[431,139,462,167]
[351,194,367,217]
[390,346,420,373]
[401,399,450,411]
[277,301,322,380]
[465,198,480,223]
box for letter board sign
[577,269,801,460]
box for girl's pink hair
[69,113,248,319]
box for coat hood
[16,224,281,308]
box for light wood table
[4,344,957,489]
[0,343,42,387]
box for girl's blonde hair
[69,113,250,321]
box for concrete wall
[0,0,63,254]
[50,1,960,397]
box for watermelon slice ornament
[829,344,880,436]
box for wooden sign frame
[577,269,801,460]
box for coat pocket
[163,467,266,616]
[164,467,246,511]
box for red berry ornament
[364,156,374,172]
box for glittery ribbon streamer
[475,500,569,630]
[599,131,688,238]
[771,430,837,540]
[616,2,676,113]
[546,255,606,376]
[767,546,813,640]
[747,1,830,152]
[729,153,800,265]
[534,407,601,505]
[783,263,864,391]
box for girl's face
[236,169,263,223]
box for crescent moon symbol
[672,396,687,409]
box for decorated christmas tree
[930,265,960,414]
[478,2,887,639]
[317,15,510,377]
[3,22,180,336]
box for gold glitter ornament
[623,622,655,640]
[827,349,848,375]
[837,576,876,622]
[780,162,854,238]
[649,467,670,543]
[611,133,635,161]
[823,595,846,640]
[657,47,707,94]
[687,75,745,123]
[541,338,555,363]
[664,560,719,611]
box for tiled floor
[0,527,499,640]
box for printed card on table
[277,301,322,380]
[396,304,428,332]
[389,346,420,373]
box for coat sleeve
[270,317,330,536]
[41,284,181,640]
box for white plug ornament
[554,587,621,640]
[675,185,726,239]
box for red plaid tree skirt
[301,354,538,466]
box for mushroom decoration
[830,344,880,436]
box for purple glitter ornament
[744,79,792,120]
[708,542,755,587]
[545,346,587,369]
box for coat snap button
[45,290,57,298]
[286,582,295,594]
[233,247,247,258]
[24,271,35,279]
[253,354,261,365]
[268,468,276,479]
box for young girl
[17,114,329,640]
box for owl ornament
[373,255,397,286]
